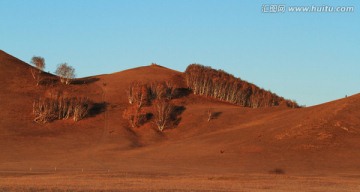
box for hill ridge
[0,50,31,68]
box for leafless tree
[73,97,91,121]
[127,82,146,108]
[33,98,57,123]
[31,56,45,70]
[30,56,45,86]
[207,107,213,122]
[122,105,146,128]
[127,83,136,105]
[153,99,173,132]
[33,96,91,123]
[147,81,174,100]
[55,63,75,85]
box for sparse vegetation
[124,81,179,131]
[185,64,299,108]
[55,63,76,85]
[30,56,45,86]
[33,96,91,123]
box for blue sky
[1,0,359,106]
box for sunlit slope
[0,50,359,175]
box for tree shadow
[72,77,100,85]
[171,105,186,127]
[138,113,153,126]
[125,127,143,148]
[39,78,58,86]
[145,113,153,121]
[269,168,285,175]
[211,111,222,119]
[172,88,191,99]
[89,102,108,117]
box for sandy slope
[1,50,360,191]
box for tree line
[185,64,299,108]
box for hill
[0,50,360,191]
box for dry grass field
[1,171,360,191]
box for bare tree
[30,56,45,86]
[55,63,75,85]
[207,107,213,122]
[31,56,45,70]
[33,96,91,123]
[126,82,148,109]
[73,97,91,121]
[153,99,173,132]
[122,105,145,128]
[33,98,57,123]
[127,83,136,105]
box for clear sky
[1,0,359,106]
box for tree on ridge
[30,56,45,86]
[55,63,75,85]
